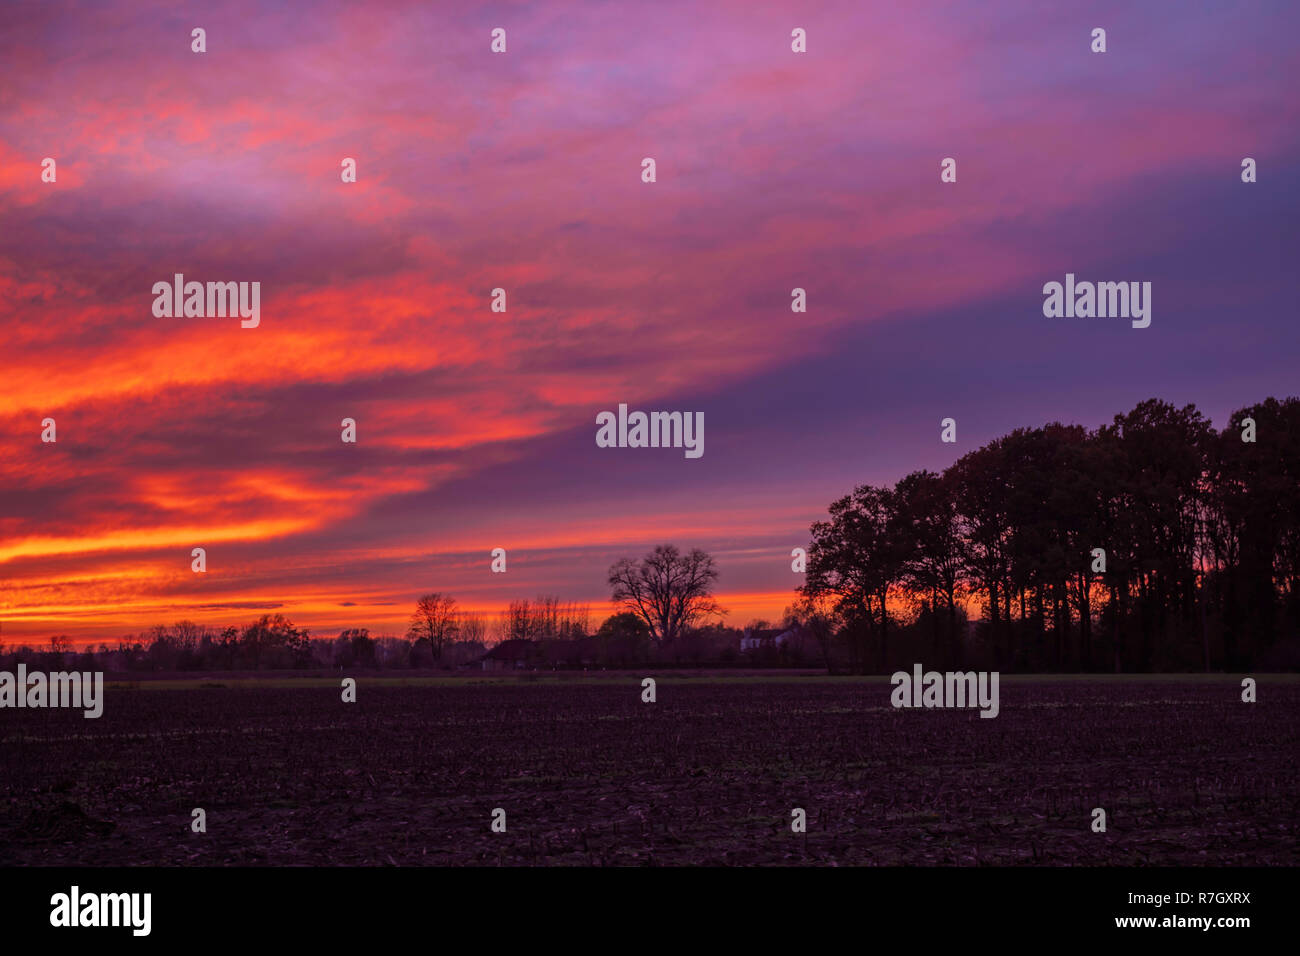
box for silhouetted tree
[895,470,967,664]
[803,484,908,672]
[407,593,459,661]
[608,545,722,643]
[804,396,1300,673]
[595,612,653,664]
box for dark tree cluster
[0,614,314,673]
[800,397,1300,673]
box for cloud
[1,0,1297,641]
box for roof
[482,639,537,661]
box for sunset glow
[2,1,1298,644]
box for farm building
[540,638,599,668]
[475,639,538,671]
[740,627,798,653]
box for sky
[1,0,1298,645]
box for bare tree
[783,595,838,672]
[608,545,723,643]
[459,613,487,644]
[172,620,205,653]
[407,593,460,660]
[494,597,590,643]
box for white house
[740,627,797,652]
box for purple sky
[1,0,1298,642]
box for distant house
[541,638,598,668]
[740,627,798,653]
[476,639,538,671]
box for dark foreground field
[1,675,1295,866]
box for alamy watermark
[595,403,704,459]
[1042,273,1151,328]
[152,273,260,328]
[0,665,103,718]
[50,886,150,936]
[890,664,999,718]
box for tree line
[797,396,1300,673]
[0,561,773,671]
[7,395,1296,677]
